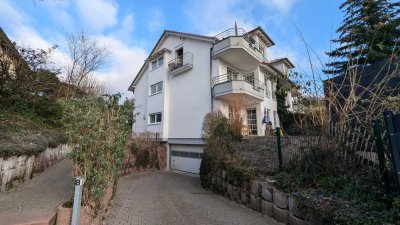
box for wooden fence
[279,123,391,167]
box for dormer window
[151,56,164,70]
[259,42,265,55]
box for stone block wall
[0,144,71,191]
[204,171,310,225]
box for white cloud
[41,1,75,30]
[184,0,298,35]
[0,0,147,98]
[0,0,27,27]
[184,0,258,35]
[147,9,165,33]
[260,0,297,14]
[95,36,148,97]
[0,0,66,67]
[74,0,118,32]
[112,14,135,40]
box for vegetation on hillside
[0,29,111,158]
[0,106,66,157]
[0,38,66,157]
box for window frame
[264,75,270,97]
[148,112,162,125]
[151,56,164,70]
[149,81,163,96]
[151,60,158,70]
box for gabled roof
[261,62,296,86]
[261,62,283,75]
[147,30,215,61]
[248,26,275,47]
[128,30,215,92]
[269,57,295,69]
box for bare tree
[64,30,110,96]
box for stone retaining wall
[205,171,310,225]
[0,144,71,191]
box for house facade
[128,26,294,174]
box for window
[273,111,278,128]
[271,81,276,100]
[150,81,163,95]
[171,151,203,159]
[149,112,162,124]
[264,75,270,97]
[151,56,164,70]
[158,57,163,66]
[176,48,183,66]
[259,43,265,55]
[246,108,257,135]
[152,60,157,70]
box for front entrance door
[246,108,257,135]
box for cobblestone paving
[105,172,282,225]
[0,159,73,214]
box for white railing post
[71,176,84,225]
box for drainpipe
[210,46,214,111]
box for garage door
[170,145,203,174]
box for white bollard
[71,176,84,225]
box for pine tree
[324,0,400,76]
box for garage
[170,144,203,174]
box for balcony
[168,52,193,76]
[212,73,265,103]
[213,28,264,71]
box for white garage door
[170,145,203,174]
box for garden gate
[384,111,400,193]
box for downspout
[210,45,214,112]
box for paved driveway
[104,172,281,225]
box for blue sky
[0,0,344,97]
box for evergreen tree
[325,0,400,76]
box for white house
[128,26,294,174]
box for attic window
[151,56,164,70]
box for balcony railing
[215,28,248,41]
[214,28,264,55]
[212,73,265,92]
[168,52,193,74]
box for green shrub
[128,133,160,169]
[61,94,132,213]
[225,155,258,185]
[200,111,257,187]
[200,112,234,186]
[32,98,63,127]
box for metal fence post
[71,176,84,225]
[372,120,390,199]
[276,127,283,170]
[384,111,400,194]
